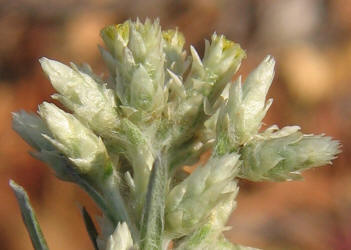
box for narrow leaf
[140,156,168,250]
[9,180,49,250]
[40,156,120,227]
[35,149,136,240]
[81,207,98,250]
[69,170,120,226]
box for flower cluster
[11,19,340,250]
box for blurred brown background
[1,0,350,249]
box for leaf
[9,180,49,250]
[37,155,121,227]
[68,169,120,226]
[35,149,136,240]
[140,156,168,250]
[81,207,98,250]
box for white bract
[166,153,240,236]
[38,102,111,176]
[105,223,135,250]
[227,55,275,145]
[40,58,118,135]
[240,126,341,181]
[11,19,340,250]
[100,20,165,117]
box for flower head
[240,126,341,181]
[38,102,112,177]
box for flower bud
[38,102,112,176]
[173,35,245,145]
[204,34,246,105]
[101,19,166,116]
[165,153,240,236]
[203,34,245,82]
[240,126,341,181]
[39,57,119,135]
[100,21,130,60]
[172,181,240,250]
[226,55,275,144]
[105,222,135,250]
[163,29,188,75]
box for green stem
[101,179,139,241]
[140,155,168,250]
